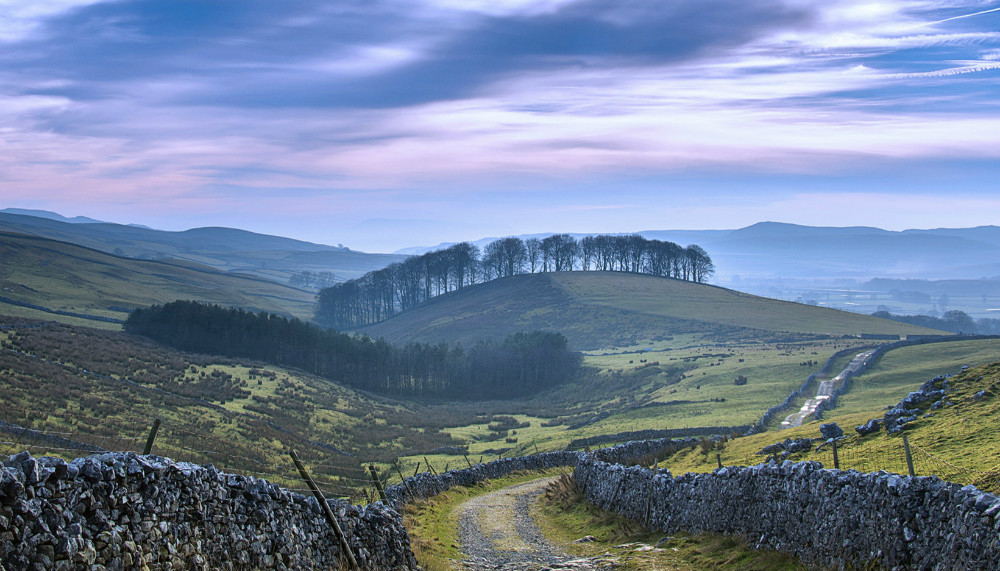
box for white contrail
[899,5,1000,31]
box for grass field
[391,338,999,483]
[644,357,1000,495]
[822,339,1000,418]
[361,272,943,352]
[0,318,465,500]
[0,231,316,322]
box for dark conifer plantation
[125,301,580,400]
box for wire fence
[722,430,1000,493]
[7,401,1000,505]
[0,405,386,504]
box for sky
[1,0,998,253]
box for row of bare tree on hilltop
[315,234,714,330]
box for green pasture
[551,272,941,338]
[391,339,880,474]
[822,338,1000,419]
[361,272,944,352]
[648,358,1000,495]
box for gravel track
[455,477,615,570]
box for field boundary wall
[574,443,1000,569]
[1,451,416,570]
[814,334,1000,420]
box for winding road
[781,349,875,428]
[455,477,617,570]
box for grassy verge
[534,474,807,570]
[632,360,1000,495]
[401,468,569,571]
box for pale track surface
[782,349,876,428]
[455,477,617,570]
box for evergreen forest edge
[124,300,581,400]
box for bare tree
[525,238,542,273]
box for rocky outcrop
[819,422,843,440]
[757,438,814,459]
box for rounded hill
[357,271,944,351]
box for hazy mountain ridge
[0,211,404,283]
[399,222,1000,318]
[400,222,1000,280]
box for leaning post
[289,450,359,570]
[142,419,161,455]
[368,465,387,502]
[902,434,916,477]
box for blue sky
[1,0,998,252]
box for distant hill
[0,231,318,324]
[358,271,944,351]
[406,222,1000,281]
[0,211,404,284]
[697,222,1000,280]
[0,208,108,224]
[402,222,1000,318]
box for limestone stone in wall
[0,451,416,570]
[575,456,1000,570]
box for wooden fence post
[142,418,161,455]
[423,457,438,476]
[392,460,415,499]
[464,455,474,469]
[716,454,723,470]
[368,465,387,502]
[902,434,916,477]
[609,477,626,506]
[832,439,840,470]
[290,450,359,570]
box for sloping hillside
[0,211,403,283]
[0,231,317,323]
[359,271,945,351]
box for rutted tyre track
[456,477,613,570]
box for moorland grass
[646,359,1000,494]
[0,232,316,323]
[361,272,944,352]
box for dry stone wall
[6,417,1000,569]
[0,451,416,570]
[385,451,583,503]
[575,452,1000,569]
